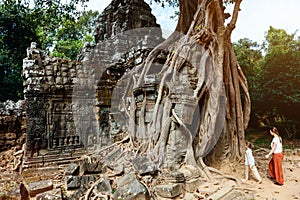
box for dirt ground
[1,133,300,199]
[223,130,300,200]
[232,149,300,200]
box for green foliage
[261,27,300,109]
[0,0,97,100]
[0,0,38,101]
[30,0,98,51]
[235,27,300,136]
[50,10,98,60]
[234,28,300,136]
[51,38,84,60]
[148,0,235,8]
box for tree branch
[226,0,242,34]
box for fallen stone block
[65,175,97,190]
[65,176,81,190]
[27,180,53,197]
[65,163,79,176]
[82,161,103,174]
[132,155,158,176]
[154,184,183,199]
[114,174,150,200]
[207,181,235,200]
[95,177,111,194]
[36,188,62,200]
[184,178,202,192]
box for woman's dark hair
[271,127,282,143]
[271,127,280,136]
[245,141,252,149]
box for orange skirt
[268,152,284,185]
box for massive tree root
[116,0,249,170]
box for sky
[85,0,300,44]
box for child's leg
[251,166,262,183]
[244,165,249,180]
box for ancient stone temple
[15,1,262,199]
[22,0,163,165]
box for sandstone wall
[22,0,164,157]
[0,100,26,151]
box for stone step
[46,145,86,154]
[24,154,84,165]
[22,148,87,169]
[25,150,85,162]
[24,155,80,165]
[23,157,83,169]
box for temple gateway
[22,0,164,164]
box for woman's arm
[265,142,277,158]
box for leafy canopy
[262,26,300,106]
[0,0,38,101]
[0,0,97,101]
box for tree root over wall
[81,0,251,199]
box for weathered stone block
[65,176,81,190]
[184,178,202,192]
[36,188,62,200]
[178,165,201,181]
[114,174,150,200]
[104,147,122,166]
[65,175,97,191]
[55,77,63,85]
[96,177,111,194]
[82,161,103,174]
[154,184,183,199]
[115,173,135,187]
[23,59,35,69]
[28,180,53,197]
[45,70,52,76]
[65,163,79,176]
[132,155,158,175]
[160,171,185,183]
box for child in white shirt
[242,142,262,183]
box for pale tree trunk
[175,0,251,167]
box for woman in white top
[265,127,284,185]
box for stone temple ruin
[16,0,257,199]
[22,0,163,161]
